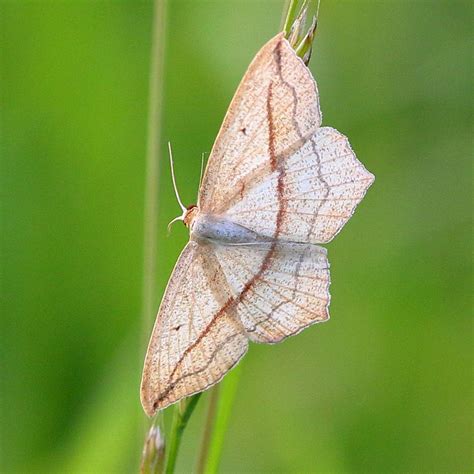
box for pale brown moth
[141,33,374,416]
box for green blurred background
[1,1,472,472]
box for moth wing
[211,241,330,343]
[199,33,321,213]
[225,126,375,244]
[140,241,248,416]
[199,32,373,244]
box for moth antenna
[167,215,184,235]
[168,141,186,213]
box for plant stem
[165,394,202,474]
[282,0,300,35]
[196,365,242,474]
[193,3,317,470]
[139,0,167,468]
[195,386,220,473]
[141,0,167,353]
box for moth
[141,33,374,416]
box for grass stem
[165,394,202,474]
[282,0,300,35]
[139,0,167,469]
[195,386,220,474]
[196,365,242,474]
[141,0,167,357]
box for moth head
[183,204,199,228]
[167,204,199,233]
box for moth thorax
[191,214,262,244]
[183,205,199,228]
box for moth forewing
[140,241,248,415]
